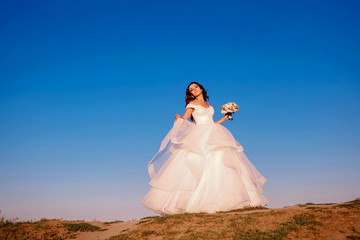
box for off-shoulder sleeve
[186,103,196,109]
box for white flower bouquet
[220,102,239,121]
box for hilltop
[1,198,359,240]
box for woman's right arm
[175,108,194,121]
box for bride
[141,82,269,215]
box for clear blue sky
[1,0,359,222]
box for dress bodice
[186,103,215,125]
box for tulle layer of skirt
[141,118,268,215]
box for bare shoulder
[186,101,196,110]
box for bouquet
[220,102,239,121]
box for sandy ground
[70,220,139,240]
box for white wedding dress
[141,103,268,215]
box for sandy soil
[71,220,139,240]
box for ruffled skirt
[140,118,268,215]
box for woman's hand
[175,108,193,121]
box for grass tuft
[233,213,322,240]
[107,233,134,240]
[347,236,360,240]
[141,229,159,236]
[335,198,360,209]
[217,205,268,213]
[104,220,124,225]
[63,222,107,232]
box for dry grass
[108,198,360,240]
[0,211,107,240]
[1,198,360,240]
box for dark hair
[185,82,209,122]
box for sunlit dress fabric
[141,103,268,215]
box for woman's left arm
[215,115,229,124]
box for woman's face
[188,83,202,98]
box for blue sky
[0,0,359,221]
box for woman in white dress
[141,82,268,215]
